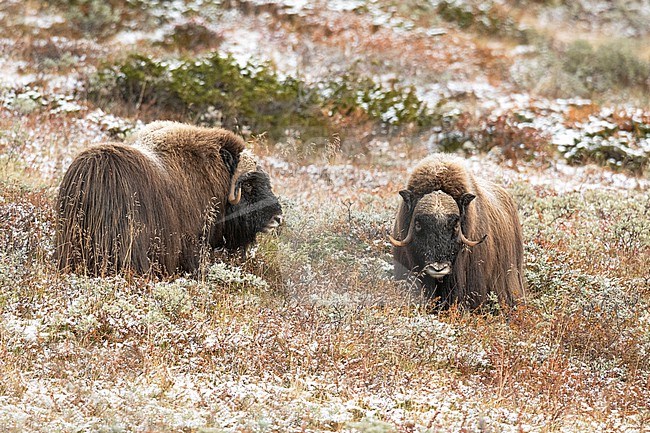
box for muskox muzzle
[423,261,452,279]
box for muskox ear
[399,189,415,211]
[219,148,239,176]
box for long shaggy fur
[393,154,525,308]
[56,122,252,276]
[406,156,474,200]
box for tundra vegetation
[1,0,649,432]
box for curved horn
[227,150,257,206]
[228,182,242,205]
[456,192,486,248]
[389,190,418,247]
[458,230,487,247]
[389,216,415,247]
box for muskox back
[455,178,525,307]
[391,154,525,309]
[56,144,182,275]
[56,123,249,276]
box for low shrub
[437,111,554,164]
[436,0,534,42]
[48,0,124,39]
[555,108,650,174]
[89,53,329,140]
[511,39,649,102]
[437,104,650,173]
[326,73,434,130]
[563,39,650,93]
[158,21,224,51]
[88,53,438,142]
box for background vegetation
[1,0,649,431]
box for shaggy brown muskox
[390,154,525,309]
[55,121,283,276]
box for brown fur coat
[56,122,247,275]
[392,154,525,308]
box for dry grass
[2,146,649,430]
[1,0,650,431]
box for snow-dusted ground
[1,1,649,432]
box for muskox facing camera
[55,121,283,276]
[390,154,525,309]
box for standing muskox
[55,121,283,276]
[390,154,525,309]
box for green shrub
[562,137,649,173]
[89,53,438,142]
[48,0,123,39]
[158,22,224,51]
[556,110,650,174]
[563,40,593,76]
[89,53,329,139]
[437,0,475,29]
[436,0,533,42]
[563,39,650,93]
[327,74,434,129]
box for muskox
[55,121,283,276]
[390,154,525,309]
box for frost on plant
[207,262,269,292]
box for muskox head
[222,151,283,250]
[390,189,486,279]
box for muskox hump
[55,144,179,276]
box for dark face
[224,169,283,250]
[409,210,462,279]
[396,191,464,280]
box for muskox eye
[414,221,422,232]
[242,182,253,194]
